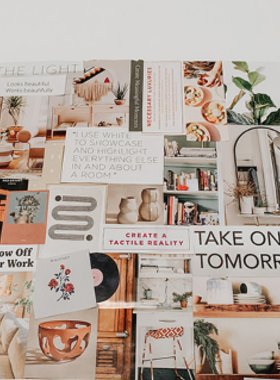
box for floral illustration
[48,264,75,301]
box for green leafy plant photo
[194,319,220,374]
[227,61,280,125]
[14,280,34,315]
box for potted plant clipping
[3,96,25,132]
[226,179,256,214]
[172,291,192,308]
[227,61,280,125]
[112,82,128,105]
[194,319,220,374]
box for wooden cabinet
[48,106,92,138]
[96,253,136,380]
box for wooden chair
[16,130,45,169]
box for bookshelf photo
[164,136,224,226]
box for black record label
[90,253,120,302]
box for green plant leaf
[249,93,276,123]
[232,77,252,92]
[263,108,280,125]
[232,61,249,73]
[227,110,253,125]
[194,319,220,374]
[248,71,266,87]
[255,66,265,73]
[253,93,275,108]
[228,90,246,110]
[242,112,255,123]
[245,101,252,111]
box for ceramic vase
[180,301,187,308]
[116,117,123,126]
[145,289,152,300]
[117,197,138,224]
[0,140,14,167]
[240,196,253,214]
[195,344,206,374]
[207,278,233,304]
[220,349,233,374]
[139,188,161,221]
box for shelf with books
[164,193,219,226]
[164,136,224,225]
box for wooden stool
[140,326,194,380]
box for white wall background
[0,0,280,62]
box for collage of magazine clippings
[0,60,280,380]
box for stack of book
[166,169,218,191]
[164,196,198,225]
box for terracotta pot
[114,99,126,105]
[180,301,187,308]
[193,295,202,304]
[0,140,14,167]
[139,188,161,221]
[117,197,138,224]
[38,320,91,361]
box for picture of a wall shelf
[164,157,217,166]
[237,213,280,226]
[139,273,192,279]
[164,190,218,197]
[237,214,280,218]
[139,255,192,261]
[194,304,280,318]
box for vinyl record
[90,253,120,302]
